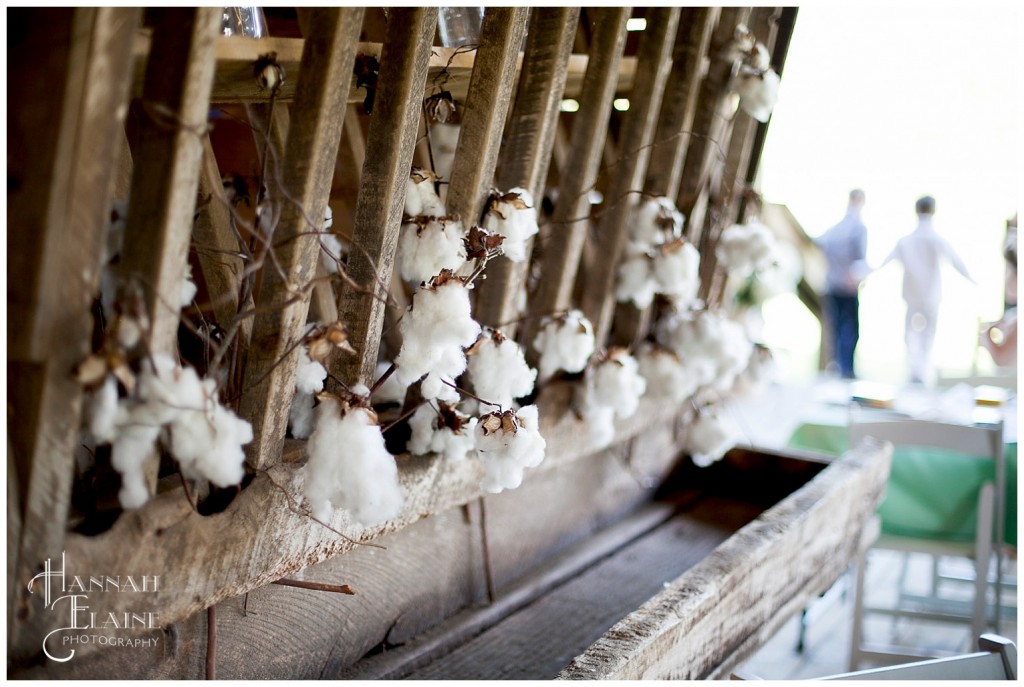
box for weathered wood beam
[520,9,630,364]
[236,8,364,471]
[444,8,531,229]
[6,6,142,661]
[333,8,438,388]
[577,8,682,346]
[473,8,581,335]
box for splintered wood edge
[46,380,682,645]
[555,439,893,680]
[130,30,635,104]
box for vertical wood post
[473,8,580,335]
[237,8,364,470]
[332,8,438,389]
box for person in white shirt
[880,195,975,385]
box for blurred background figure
[980,213,1017,368]
[879,195,976,385]
[815,189,869,378]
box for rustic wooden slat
[6,6,141,661]
[443,8,531,228]
[676,7,751,242]
[235,8,364,471]
[576,8,682,346]
[130,31,637,106]
[471,8,580,336]
[701,8,781,306]
[520,9,630,362]
[332,8,438,388]
[611,8,720,349]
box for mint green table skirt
[788,422,1017,547]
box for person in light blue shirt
[815,189,870,378]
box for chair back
[821,633,1016,680]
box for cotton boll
[320,231,348,275]
[653,240,701,307]
[735,68,780,123]
[632,197,685,249]
[532,309,596,380]
[166,377,251,487]
[466,330,537,410]
[407,402,478,462]
[615,253,656,308]
[685,411,741,467]
[181,264,198,308]
[637,343,699,404]
[656,310,751,391]
[482,188,539,263]
[395,274,482,390]
[371,361,408,405]
[289,390,316,439]
[474,405,546,493]
[578,397,616,450]
[397,216,468,284]
[110,415,160,509]
[716,221,776,277]
[294,347,327,395]
[404,171,446,217]
[304,398,404,526]
[87,375,120,444]
[428,122,460,183]
[586,349,647,420]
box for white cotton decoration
[632,196,685,250]
[585,349,647,421]
[637,343,699,404]
[467,330,537,410]
[395,273,482,394]
[407,402,478,462]
[397,216,468,284]
[614,252,657,308]
[482,188,539,263]
[404,170,446,218]
[579,400,616,450]
[294,347,327,395]
[288,347,327,440]
[735,68,780,123]
[304,397,403,525]
[289,391,316,439]
[474,405,546,494]
[111,419,160,509]
[428,122,460,183]
[653,240,701,307]
[685,410,741,467]
[656,310,753,392]
[87,375,120,444]
[371,361,408,405]
[716,220,776,277]
[532,309,596,380]
[181,264,198,308]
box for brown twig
[272,578,356,595]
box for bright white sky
[757,1,1023,383]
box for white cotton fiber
[304,398,404,526]
[632,196,685,250]
[428,122,460,183]
[637,343,699,404]
[474,405,546,494]
[395,276,482,391]
[404,172,446,218]
[288,346,328,439]
[653,240,701,307]
[180,264,198,308]
[615,252,656,308]
[407,402,478,462]
[532,309,596,380]
[397,216,468,284]
[371,361,408,405]
[482,188,539,263]
[289,390,316,439]
[656,310,753,392]
[716,221,776,277]
[87,375,120,444]
[294,347,327,395]
[735,68,779,124]
[685,411,741,467]
[586,350,647,420]
[467,331,537,410]
[111,418,160,509]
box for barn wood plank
[520,9,629,363]
[444,8,531,229]
[6,6,142,660]
[556,441,892,680]
[130,31,637,106]
[332,8,437,388]
[611,8,719,349]
[676,7,750,243]
[699,7,780,305]
[235,8,364,471]
[472,8,580,336]
[576,8,681,346]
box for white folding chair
[847,411,1005,670]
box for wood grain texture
[6,7,142,661]
[473,8,580,335]
[235,8,364,470]
[576,8,681,345]
[520,9,629,361]
[557,440,892,680]
[443,8,531,228]
[332,8,437,388]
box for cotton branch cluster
[398,169,469,283]
[716,219,777,277]
[466,329,537,410]
[407,401,478,463]
[474,405,546,493]
[304,392,404,526]
[578,348,647,449]
[636,342,700,404]
[88,354,253,509]
[532,309,597,381]
[481,188,539,263]
[683,408,742,467]
[730,23,780,123]
[394,270,481,402]
[615,197,700,310]
[655,309,754,394]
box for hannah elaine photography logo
[27,551,162,662]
